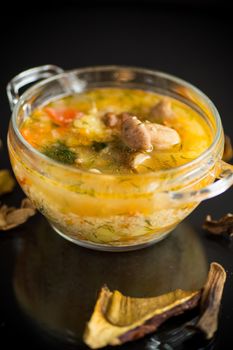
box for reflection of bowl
[13,216,208,344]
[7,65,233,251]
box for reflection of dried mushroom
[203,213,233,237]
[0,169,15,196]
[84,287,201,349]
[195,262,226,339]
[84,262,226,349]
[223,135,233,162]
[0,198,36,231]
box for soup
[20,88,212,174]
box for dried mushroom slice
[0,198,36,231]
[195,262,226,339]
[0,169,15,196]
[203,213,233,237]
[84,287,201,349]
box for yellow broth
[20,88,212,174]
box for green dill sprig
[43,141,76,165]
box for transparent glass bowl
[7,65,233,251]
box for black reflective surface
[1,212,233,350]
[1,2,233,349]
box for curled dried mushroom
[84,262,226,349]
[0,198,36,231]
[203,213,233,237]
[84,287,200,349]
[194,262,226,339]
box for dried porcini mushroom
[83,287,201,349]
[84,263,227,348]
[0,169,15,196]
[223,134,233,162]
[0,198,36,231]
[194,262,226,339]
[203,213,233,237]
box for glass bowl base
[50,223,174,252]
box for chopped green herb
[145,218,152,226]
[141,165,155,172]
[180,155,193,160]
[170,155,177,165]
[144,226,154,231]
[83,219,94,226]
[43,142,76,165]
[97,224,115,234]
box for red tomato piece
[45,107,83,126]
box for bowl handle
[7,65,64,111]
[169,160,233,203]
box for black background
[0,1,233,349]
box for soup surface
[20,88,212,174]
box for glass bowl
[6,65,233,251]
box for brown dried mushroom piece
[84,263,227,349]
[195,262,226,339]
[84,287,201,349]
[203,213,233,237]
[0,169,15,196]
[0,198,36,231]
[223,134,233,162]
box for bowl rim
[10,65,223,179]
